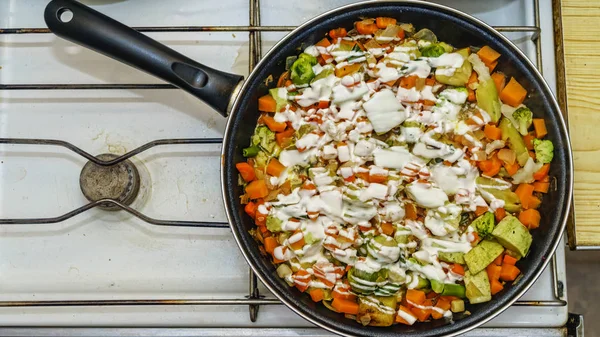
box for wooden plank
[560,0,600,247]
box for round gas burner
[79,153,140,211]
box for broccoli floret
[533,139,554,163]
[251,125,276,154]
[421,44,446,57]
[290,53,317,86]
[512,107,533,136]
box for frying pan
[43,0,573,336]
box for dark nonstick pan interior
[222,2,572,337]
[43,0,572,336]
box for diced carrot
[533,118,548,138]
[255,206,268,227]
[275,128,295,148]
[487,264,502,281]
[397,28,405,39]
[484,124,503,141]
[478,154,502,177]
[332,284,356,301]
[376,17,397,28]
[396,305,417,325]
[245,180,269,199]
[266,158,286,177]
[355,20,378,35]
[494,207,506,221]
[422,99,436,106]
[500,264,521,282]
[236,162,257,182]
[289,232,305,251]
[440,296,460,302]
[318,100,330,109]
[293,269,311,292]
[425,78,436,86]
[477,46,501,65]
[400,75,418,89]
[406,289,426,305]
[451,263,465,276]
[467,88,476,102]
[486,61,498,72]
[309,288,325,302]
[244,201,257,219]
[411,306,432,322]
[276,71,289,88]
[529,150,536,160]
[529,196,541,209]
[405,203,418,220]
[468,71,478,86]
[335,63,362,77]
[515,183,534,209]
[534,163,551,181]
[355,171,370,182]
[328,28,347,39]
[519,209,541,229]
[500,77,528,107]
[432,298,450,319]
[523,133,536,150]
[475,206,489,217]
[331,298,359,315]
[494,253,504,266]
[533,181,550,193]
[262,115,286,132]
[503,255,518,265]
[426,291,438,299]
[264,236,278,255]
[470,232,480,245]
[504,161,520,176]
[315,37,331,48]
[380,222,395,236]
[490,279,504,295]
[258,94,277,113]
[497,148,516,165]
[491,72,507,94]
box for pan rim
[221,1,573,336]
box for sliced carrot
[275,128,295,148]
[484,124,503,140]
[406,289,426,305]
[244,201,257,219]
[491,72,507,94]
[477,46,501,65]
[533,181,550,193]
[236,162,257,182]
[515,183,534,209]
[264,236,278,255]
[494,207,506,222]
[355,20,378,35]
[519,208,541,229]
[331,298,359,315]
[245,180,269,199]
[486,264,502,281]
[258,94,277,113]
[396,305,417,324]
[504,161,520,176]
[328,28,347,39]
[533,163,551,181]
[500,264,521,282]
[262,115,286,132]
[490,279,504,295]
[376,17,397,28]
[533,118,548,138]
[309,288,325,302]
[399,75,418,89]
[451,263,465,276]
[380,222,395,236]
[405,203,418,220]
[503,255,518,265]
[500,77,528,107]
[467,88,476,102]
[266,158,286,177]
[475,206,489,217]
[523,133,536,150]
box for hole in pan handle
[44,0,244,117]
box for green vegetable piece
[296,124,315,140]
[303,232,319,245]
[268,88,289,113]
[374,282,402,297]
[285,55,298,71]
[243,145,260,157]
[476,176,522,213]
[254,151,269,169]
[465,270,492,304]
[368,236,401,264]
[430,279,445,294]
[438,251,466,264]
[492,215,533,258]
[464,240,504,275]
[421,44,447,58]
[311,65,334,84]
[348,267,385,295]
[435,48,472,86]
[265,215,283,232]
[451,299,465,313]
[412,274,430,290]
[357,296,397,327]
[471,212,496,239]
[476,77,502,123]
[252,125,277,154]
[290,53,317,86]
[512,107,533,136]
[442,283,466,298]
[499,117,529,166]
[533,139,554,164]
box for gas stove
[0,0,572,336]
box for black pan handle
[44,0,243,117]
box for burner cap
[79,153,140,211]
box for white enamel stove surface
[0,0,567,330]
